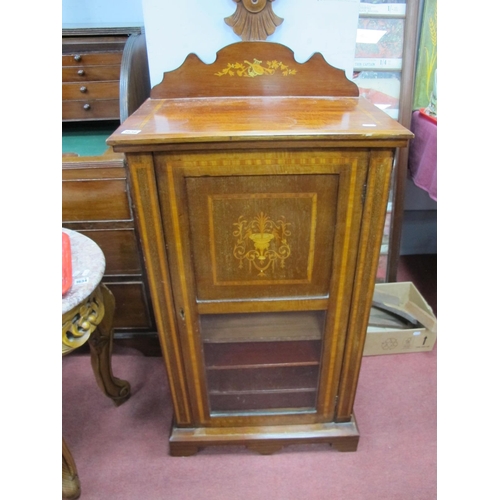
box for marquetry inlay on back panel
[150,41,359,99]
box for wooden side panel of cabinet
[336,150,394,420]
[125,153,194,425]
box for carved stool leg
[88,284,131,406]
[62,438,81,500]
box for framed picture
[359,0,406,16]
[355,18,404,70]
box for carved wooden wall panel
[225,0,284,41]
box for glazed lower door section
[200,311,326,414]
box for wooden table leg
[62,438,81,500]
[88,284,131,406]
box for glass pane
[353,71,401,120]
[200,311,326,414]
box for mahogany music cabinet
[107,42,413,455]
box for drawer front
[62,81,119,101]
[104,282,153,329]
[76,229,142,275]
[62,52,123,67]
[62,35,128,55]
[62,177,132,221]
[62,99,120,121]
[62,65,121,82]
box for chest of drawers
[62,35,124,121]
[62,27,150,122]
[62,26,156,350]
[62,152,156,342]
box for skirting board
[169,415,360,456]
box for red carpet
[62,255,437,499]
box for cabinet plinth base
[169,416,360,456]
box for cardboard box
[363,282,437,356]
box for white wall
[62,0,360,87]
[62,0,144,25]
[142,0,360,87]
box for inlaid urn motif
[233,212,291,276]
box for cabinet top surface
[107,96,413,150]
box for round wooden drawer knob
[83,104,91,110]
[74,55,81,62]
[77,69,85,76]
[80,86,87,93]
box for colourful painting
[412,0,437,112]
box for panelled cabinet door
[154,149,368,427]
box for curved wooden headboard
[150,42,359,99]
